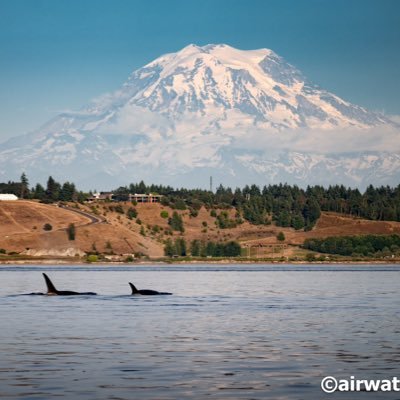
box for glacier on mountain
[0,43,398,189]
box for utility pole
[210,176,213,193]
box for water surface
[0,264,399,399]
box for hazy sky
[0,0,399,141]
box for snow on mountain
[0,43,398,189]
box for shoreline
[0,257,399,266]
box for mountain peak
[0,43,397,189]
[147,43,274,71]
[122,43,387,129]
[178,43,272,55]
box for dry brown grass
[1,201,400,258]
[288,212,400,245]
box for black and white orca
[129,282,172,296]
[42,273,97,296]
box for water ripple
[0,266,399,399]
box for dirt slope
[1,201,400,258]
[0,201,163,256]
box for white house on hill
[0,194,18,201]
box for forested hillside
[1,174,400,233]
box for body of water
[0,264,399,399]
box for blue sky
[0,0,399,141]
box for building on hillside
[86,192,162,203]
[0,194,18,201]
[87,192,114,202]
[129,193,162,203]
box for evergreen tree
[138,180,146,194]
[45,176,61,202]
[275,211,291,227]
[20,172,29,199]
[113,186,130,201]
[302,198,321,230]
[67,223,76,241]
[206,241,216,257]
[190,239,201,256]
[33,183,46,200]
[164,238,175,256]
[174,237,187,256]
[168,211,184,232]
[223,241,242,256]
[291,214,305,230]
[59,182,76,202]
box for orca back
[129,282,172,295]
[42,273,97,296]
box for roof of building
[0,194,18,200]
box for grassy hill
[0,201,164,258]
[1,200,400,262]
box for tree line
[303,235,400,257]
[0,174,86,202]
[2,174,400,230]
[113,181,400,230]
[164,238,242,257]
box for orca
[129,282,172,296]
[42,273,97,296]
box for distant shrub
[105,241,114,254]
[43,223,53,231]
[173,199,187,210]
[168,212,184,233]
[188,199,203,211]
[152,225,160,234]
[189,208,198,218]
[216,211,236,229]
[210,209,217,218]
[90,206,99,215]
[0,248,6,254]
[40,199,54,204]
[86,254,98,263]
[305,253,316,262]
[114,205,124,214]
[126,207,138,219]
[277,232,285,242]
[160,210,169,219]
[125,255,134,262]
[161,197,169,206]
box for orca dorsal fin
[43,273,58,294]
[129,282,138,294]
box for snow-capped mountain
[0,44,399,189]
